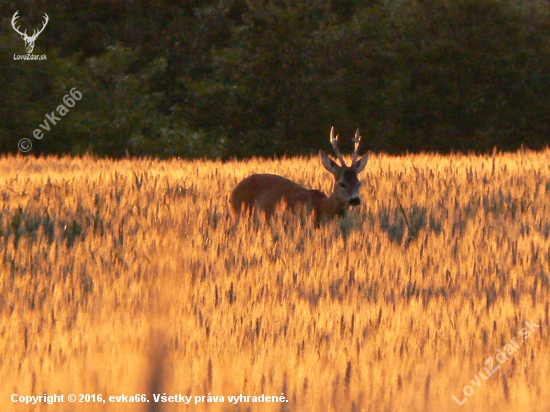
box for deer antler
[330,126,347,167]
[352,128,362,166]
[11,11,49,40]
[11,11,26,37]
[30,13,49,40]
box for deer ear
[354,152,370,174]
[319,150,341,174]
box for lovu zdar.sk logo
[11,10,48,60]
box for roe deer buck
[229,127,371,223]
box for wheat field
[0,151,549,411]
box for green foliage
[206,0,333,157]
[2,0,550,157]
[383,0,550,153]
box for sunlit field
[0,150,549,411]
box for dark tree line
[2,0,550,158]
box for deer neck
[322,192,348,218]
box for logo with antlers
[11,11,49,54]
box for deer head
[319,127,370,209]
[11,11,49,54]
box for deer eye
[338,182,347,188]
